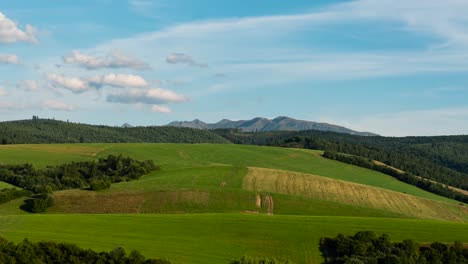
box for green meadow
[0,143,467,263]
[0,214,467,264]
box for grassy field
[0,214,467,264]
[0,143,467,263]
[0,143,458,203]
[0,181,17,189]
[244,167,467,221]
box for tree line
[322,151,468,204]
[0,118,229,145]
[0,237,170,264]
[319,231,467,264]
[0,155,158,212]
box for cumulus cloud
[47,73,91,93]
[17,80,39,91]
[88,73,148,88]
[41,100,74,111]
[0,12,37,43]
[47,72,151,93]
[63,50,150,70]
[0,54,19,64]
[166,53,207,67]
[151,104,171,113]
[107,88,188,105]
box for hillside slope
[0,143,467,264]
[167,116,377,136]
[214,129,468,191]
[0,119,230,144]
[0,144,464,220]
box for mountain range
[166,116,377,136]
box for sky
[1,0,468,136]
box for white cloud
[47,73,91,93]
[321,107,468,137]
[41,99,74,111]
[17,80,39,92]
[47,73,149,93]
[88,0,468,86]
[88,73,148,88]
[0,12,37,43]
[0,54,19,64]
[63,50,149,70]
[107,88,188,105]
[166,53,207,68]
[151,104,171,113]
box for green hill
[0,143,467,263]
[213,129,468,191]
[0,119,229,144]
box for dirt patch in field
[372,160,405,173]
[256,194,262,208]
[264,195,274,215]
[243,167,468,222]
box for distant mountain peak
[166,116,378,136]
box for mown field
[0,214,467,264]
[0,143,467,263]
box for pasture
[0,214,467,264]
[0,143,467,263]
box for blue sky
[1,0,468,136]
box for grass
[0,143,456,203]
[0,144,109,167]
[0,143,467,263]
[243,167,467,222]
[0,181,17,189]
[0,213,466,264]
[0,144,464,219]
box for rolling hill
[0,143,466,263]
[167,116,378,136]
[0,119,229,144]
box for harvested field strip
[243,167,468,222]
[50,189,259,214]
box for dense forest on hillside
[0,118,230,144]
[323,151,468,203]
[213,129,468,191]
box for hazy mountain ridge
[167,116,378,136]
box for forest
[322,151,468,203]
[319,231,467,264]
[0,118,229,144]
[0,237,170,264]
[0,155,158,212]
[213,129,468,191]
[0,155,158,193]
